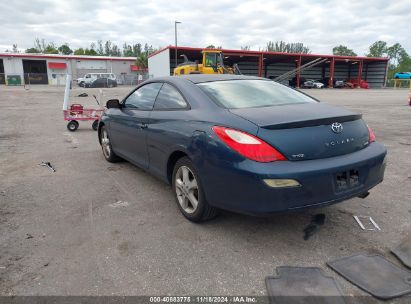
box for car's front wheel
[100,126,121,162]
[172,157,218,222]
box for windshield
[205,53,217,67]
[197,80,317,109]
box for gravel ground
[0,85,410,302]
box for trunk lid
[230,103,370,160]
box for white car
[77,73,116,87]
[312,80,324,88]
[303,79,325,89]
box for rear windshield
[197,80,317,109]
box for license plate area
[335,169,360,192]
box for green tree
[34,38,46,52]
[135,45,157,68]
[136,52,148,69]
[25,38,58,54]
[123,42,133,57]
[266,41,310,53]
[332,45,357,56]
[97,40,104,55]
[73,48,85,55]
[25,47,38,53]
[58,43,73,55]
[111,44,121,56]
[132,43,142,57]
[366,41,387,57]
[104,40,112,55]
[387,43,405,66]
[44,46,58,54]
[84,48,97,56]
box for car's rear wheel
[172,157,217,222]
[100,126,121,162]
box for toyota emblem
[331,122,343,133]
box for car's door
[109,82,163,168]
[146,83,190,178]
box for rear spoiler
[260,114,362,130]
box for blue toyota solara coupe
[98,75,386,222]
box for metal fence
[0,73,152,87]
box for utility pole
[175,21,181,69]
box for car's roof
[151,74,266,84]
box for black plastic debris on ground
[77,93,88,97]
[392,237,411,268]
[265,267,346,304]
[303,213,325,240]
[38,161,56,172]
[327,253,411,300]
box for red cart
[63,104,104,132]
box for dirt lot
[0,85,410,301]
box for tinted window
[154,84,187,110]
[197,80,316,109]
[124,83,163,110]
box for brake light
[368,126,376,143]
[212,126,286,162]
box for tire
[172,157,218,222]
[99,126,121,162]
[79,82,84,87]
[67,120,79,132]
[92,120,99,131]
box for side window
[154,84,188,110]
[124,83,163,110]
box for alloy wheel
[101,129,111,158]
[175,166,199,214]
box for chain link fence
[0,72,152,87]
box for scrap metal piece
[353,215,380,231]
[38,161,56,172]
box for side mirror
[106,99,121,109]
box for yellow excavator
[173,49,241,76]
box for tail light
[212,126,286,162]
[368,126,376,143]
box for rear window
[197,80,316,109]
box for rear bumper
[199,142,387,215]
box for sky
[1,0,410,55]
